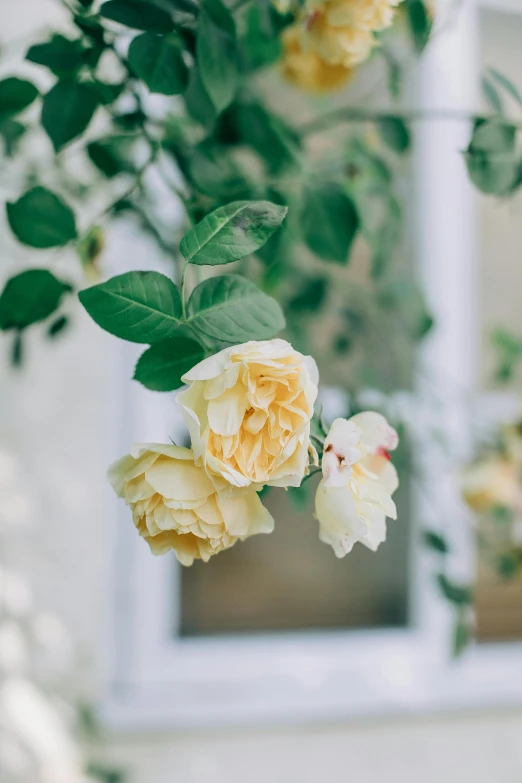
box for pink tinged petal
[207,386,248,436]
[349,411,399,453]
[325,418,361,450]
[361,456,399,495]
[321,451,353,488]
[322,418,362,486]
[145,459,214,502]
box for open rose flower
[315,412,399,557]
[302,0,400,68]
[462,457,522,513]
[177,339,318,492]
[108,444,274,566]
[282,24,354,92]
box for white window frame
[100,0,522,731]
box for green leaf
[184,68,216,129]
[196,0,238,113]
[491,328,522,383]
[47,314,69,339]
[471,119,516,152]
[0,270,72,330]
[187,274,285,342]
[301,184,359,264]
[488,68,522,109]
[6,187,77,248]
[74,14,106,44]
[134,336,205,391]
[78,271,183,343]
[42,81,99,151]
[423,530,449,554]
[77,226,105,268]
[496,552,520,580]
[377,116,411,154]
[242,3,282,71]
[128,32,188,95]
[181,200,288,265]
[87,81,125,105]
[26,34,94,76]
[465,118,519,196]
[288,276,328,314]
[87,136,136,178]
[437,574,473,605]
[186,141,247,197]
[453,613,471,658]
[405,0,432,53]
[99,0,174,32]
[0,77,39,119]
[230,101,299,174]
[0,119,26,157]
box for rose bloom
[462,457,522,513]
[303,10,375,68]
[108,444,274,565]
[315,412,399,557]
[307,0,401,32]
[282,25,353,92]
[177,339,318,492]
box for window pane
[179,475,410,636]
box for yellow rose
[462,457,522,513]
[302,0,400,68]
[108,443,274,565]
[315,412,399,557]
[282,25,354,93]
[177,339,319,492]
[307,0,400,33]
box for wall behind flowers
[3,1,522,783]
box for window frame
[100,0,522,731]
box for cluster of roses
[281,0,402,93]
[110,339,399,566]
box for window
[101,0,522,730]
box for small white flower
[315,412,399,557]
